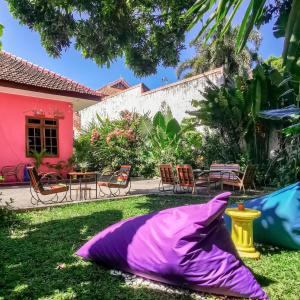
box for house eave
[0,80,102,111]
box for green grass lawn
[1,195,299,300]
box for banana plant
[140,110,186,163]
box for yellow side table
[225,207,261,259]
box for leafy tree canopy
[6,0,196,76]
[0,24,3,49]
[186,0,299,73]
[177,24,261,79]
[265,56,285,73]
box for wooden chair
[176,164,211,194]
[98,165,132,197]
[221,165,256,194]
[27,166,69,205]
[159,164,177,192]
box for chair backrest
[223,164,240,180]
[210,163,240,179]
[159,164,176,185]
[242,165,256,187]
[209,163,225,178]
[176,165,195,187]
[27,166,44,193]
[115,165,132,186]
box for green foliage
[74,108,202,178]
[197,130,237,167]
[73,134,92,168]
[6,0,196,76]
[265,56,285,73]
[185,0,300,74]
[189,75,254,162]
[140,107,202,171]
[0,23,3,49]
[31,149,47,169]
[283,123,300,137]
[0,177,17,228]
[177,24,261,79]
[188,62,297,168]
[266,133,300,186]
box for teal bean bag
[225,182,300,250]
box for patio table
[68,171,98,201]
[193,169,225,191]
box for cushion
[76,192,267,299]
[225,182,300,250]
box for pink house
[0,51,101,182]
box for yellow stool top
[225,207,261,219]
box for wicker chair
[98,165,132,197]
[159,164,177,192]
[221,165,256,193]
[27,166,69,205]
[176,164,211,194]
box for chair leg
[125,180,131,195]
[158,180,165,192]
[192,184,197,194]
[242,185,246,194]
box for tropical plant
[141,111,181,156]
[188,76,253,162]
[140,106,202,168]
[31,149,47,169]
[73,108,202,178]
[265,56,285,73]
[177,24,261,79]
[265,131,300,186]
[186,0,300,105]
[73,134,91,170]
[189,63,297,164]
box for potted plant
[78,161,89,173]
[31,149,47,170]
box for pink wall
[0,92,74,179]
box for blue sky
[0,0,283,90]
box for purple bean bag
[76,192,268,299]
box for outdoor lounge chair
[221,165,256,194]
[159,164,177,192]
[97,165,132,197]
[176,164,211,194]
[27,166,69,205]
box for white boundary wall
[80,68,223,128]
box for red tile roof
[97,78,130,97]
[0,51,101,100]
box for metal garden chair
[27,166,69,205]
[97,165,132,197]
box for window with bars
[26,117,59,156]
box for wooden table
[68,171,98,201]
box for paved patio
[1,178,267,211]
[0,178,163,210]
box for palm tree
[177,25,261,79]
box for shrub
[74,109,202,177]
